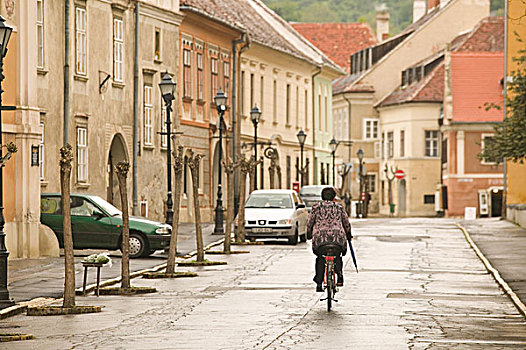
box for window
[400,130,405,157]
[364,119,379,139]
[37,0,44,69]
[365,174,376,193]
[39,122,45,180]
[286,84,290,125]
[304,90,308,129]
[240,71,245,114]
[273,80,277,123]
[154,28,161,61]
[75,7,87,75]
[481,134,497,164]
[183,49,192,98]
[197,53,204,100]
[113,18,124,82]
[223,60,230,92]
[296,86,299,127]
[260,76,264,108]
[374,141,380,159]
[387,131,394,158]
[424,194,435,204]
[325,95,328,131]
[442,137,448,164]
[425,130,439,157]
[160,106,167,148]
[77,127,88,182]
[318,94,322,131]
[250,73,254,108]
[210,57,218,99]
[143,85,153,146]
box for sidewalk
[459,218,526,311]
[7,223,220,303]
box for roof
[376,16,504,108]
[376,62,445,108]
[180,0,343,73]
[290,23,377,72]
[332,4,445,95]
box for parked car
[299,185,333,212]
[241,189,308,245]
[40,193,172,258]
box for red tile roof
[376,62,444,108]
[377,16,504,108]
[290,23,377,72]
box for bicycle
[319,244,341,311]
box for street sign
[394,169,405,180]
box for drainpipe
[132,1,140,215]
[311,66,322,184]
[232,34,249,215]
[63,0,70,145]
[502,0,508,218]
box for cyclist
[306,187,352,292]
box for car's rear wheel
[288,228,299,245]
[129,232,149,258]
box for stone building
[332,0,489,216]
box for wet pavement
[2,218,526,349]
[7,223,217,302]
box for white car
[243,189,309,245]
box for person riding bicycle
[306,187,352,292]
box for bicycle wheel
[326,262,333,312]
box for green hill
[263,0,504,35]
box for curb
[0,237,225,320]
[457,223,526,318]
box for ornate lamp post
[329,138,339,186]
[213,89,227,235]
[159,73,176,225]
[250,106,261,190]
[357,149,364,218]
[0,15,14,308]
[296,130,306,186]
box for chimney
[413,0,426,23]
[376,4,390,42]
[428,0,440,10]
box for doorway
[107,134,128,208]
[490,189,503,217]
[398,179,406,216]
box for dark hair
[321,187,336,201]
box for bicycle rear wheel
[326,263,333,312]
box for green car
[40,193,172,258]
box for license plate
[253,227,272,233]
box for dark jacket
[306,201,352,255]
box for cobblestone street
[3,218,526,349]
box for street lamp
[250,105,261,190]
[357,149,364,218]
[0,15,13,308]
[213,89,227,235]
[329,138,339,186]
[296,130,307,186]
[159,73,176,225]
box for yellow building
[506,0,526,226]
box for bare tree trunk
[188,151,204,261]
[60,144,75,308]
[268,163,275,189]
[276,166,282,189]
[167,146,184,274]
[237,157,249,242]
[115,161,131,289]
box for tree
[223,157,241,253]
[187,150,205,262]
[480,47,526,163]
[166,146,184,274]
[115,161,131,290]
[60,144,75,308]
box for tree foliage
[264,0,505,35]
[480,45,526,163]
